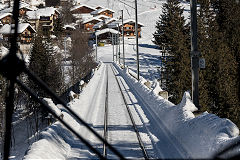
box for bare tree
[70,29,97,85]
[60,0,75,25]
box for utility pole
[95,35,98,61]
[115,36,118,62]
[135,0,140,80]
[64,37,67,74]
[118,23,121,64]
[112,33,114,61]
[121,10,125,68]
[190,0,200,109]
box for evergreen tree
[197,0,217,112]
[53,16,64,38]
[153,3,171,50]
[212,0,240,125]
[154,0,191,104]
[0,75,6,140]
[29,31,63,97]
[197,0,240,126]
[216,0,240,107]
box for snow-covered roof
[0,45,9,60]
[91,8,115,15]
[0,2,34,14]
[71,4,96,12]
[63,24,76,30]
[29,0,45,7]
[0,23,36,34]
[93,18,117,29]
[26,7,59,20]
[0,3,7,11]
[93,21,103,29]
[82,17,102,24]
[108,20,122,28]
[73,13,93,20]
[95,28,119,36]
[121,19,144,27]
[0,12,11,20]
[95,15,110,20]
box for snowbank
[114,63,239,159]
[0,45,8,59]
[24,64,104,159]
[42,98,63,119]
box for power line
[118,0,135,9]
[122,0,154,8]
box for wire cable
[15,79,106,159]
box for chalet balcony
[123,28,141,32]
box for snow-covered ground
[84,0,190,82]
[6,0,240,159]
[23,58,240,159]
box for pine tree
[197,0,240,126]
[154,0,191,104]
[29,31,63,97]
[28,31,64,130]
[0,75,6,140]
[197,0,217,112]
[213,0,240,125]
[153,3,170,50]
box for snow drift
[24,63,239,159]
[114,63,239,158]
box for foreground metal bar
[3,80,15,160]
[15,79,105,159]
[23,67,125,159]
[3,0,20,159]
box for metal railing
[0,1,125,159]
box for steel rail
[110,64,149,159]
[22,67,125,159]
[15,78,105,159]
[112,63,189,158]
[103,65,109,158]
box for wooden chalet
[0,23,36,44]
[26,7,60,35]
[95,5,105,10]
[121,19,144,37]
[71,4,96,14]
[82,17,102,32]
[95,28,120,44]
[0,2,34,17]
[0,13,12,25]
[91,8,115,18]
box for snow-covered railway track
[110,64,149,159]
[102,63,149,159]
[112,63,191,159]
